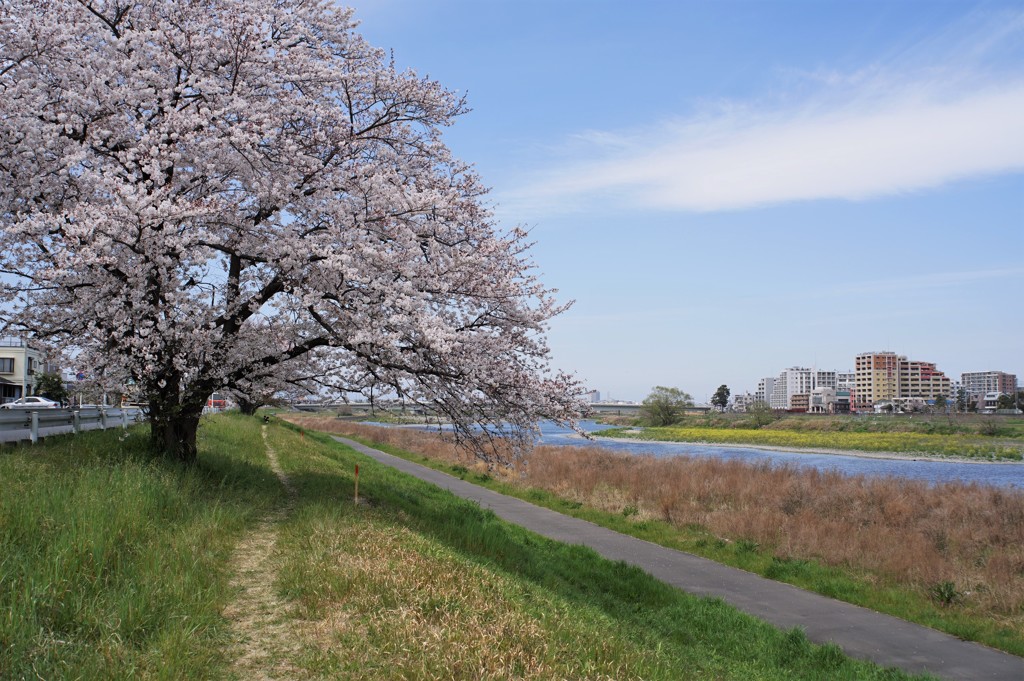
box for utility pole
[21,340,27,399]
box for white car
[0,396,60,410]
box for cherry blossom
[0,0,582,462]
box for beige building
[789,393,810,412]
[855,352,899,410]
[854,351,951,411]
[0,339,44,404]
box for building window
[0,358,13,374]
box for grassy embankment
[1,414,928,679]
[287,417,1024,658]
[0,417,282,679]
[595,413,1024,460]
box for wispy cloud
[503,11,1024,214]
[826,267,1024,297]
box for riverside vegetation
[1,414,929,680]
[600,413,1024,460]
[285,416,1024,658]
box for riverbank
[1,416,925,680]
[590,430,1024,464]
[286,416,1024,657]
[596,425,1024,461]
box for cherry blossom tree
[0,0,582,462]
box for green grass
[3,415,933,679]
[331,430,1024,658]
[270,421,928,679]
[0,416,283,680]
[598,425,1024,459]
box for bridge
[588,402,712,416]
[287,401,711,418]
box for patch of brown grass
[526,444,1024,615]
[285,415,1024,631]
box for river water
[538,421,1024,490]
[361,419,1023,489]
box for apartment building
[854,352,899,410]
[770,367,837,410]
[854,351,951,410]
[755,377,775,405]
[789,393,810,412]
[900,360,951,405]
[732,392,757,412]
[961,371,1018,401]
[769,371,792,410]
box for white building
[583,390,601,404]
[755,377,775,405]
[731,392,756,412]
[771,368,838,410]
[807,387,837,414]
[949,380,961,401]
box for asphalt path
[332,435,1024,681]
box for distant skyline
[357,0,1024,402]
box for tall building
[769,371,791,410]
[854,352,899,409]
[770,367,837,410]
[854,351,951,410]
[755,377,775,405]
[961,372,1018,401]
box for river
[361,419,1023,489]
[538,420,1024,490]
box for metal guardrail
[0,407,145,445]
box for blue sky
[356,0,1024,403]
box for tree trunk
[148,396,203,464]
[237,396,260,416]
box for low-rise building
[982,392,1004,413]
[789,393,809,412]
[807,387,835,414]
[732,392,756,412]
[0,339,44,404]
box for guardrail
[0,407,145,445]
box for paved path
[333,436,1024,681]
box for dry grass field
[286,415,1024,654]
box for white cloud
[827,267,1024,297]
[503,14,1024,214]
